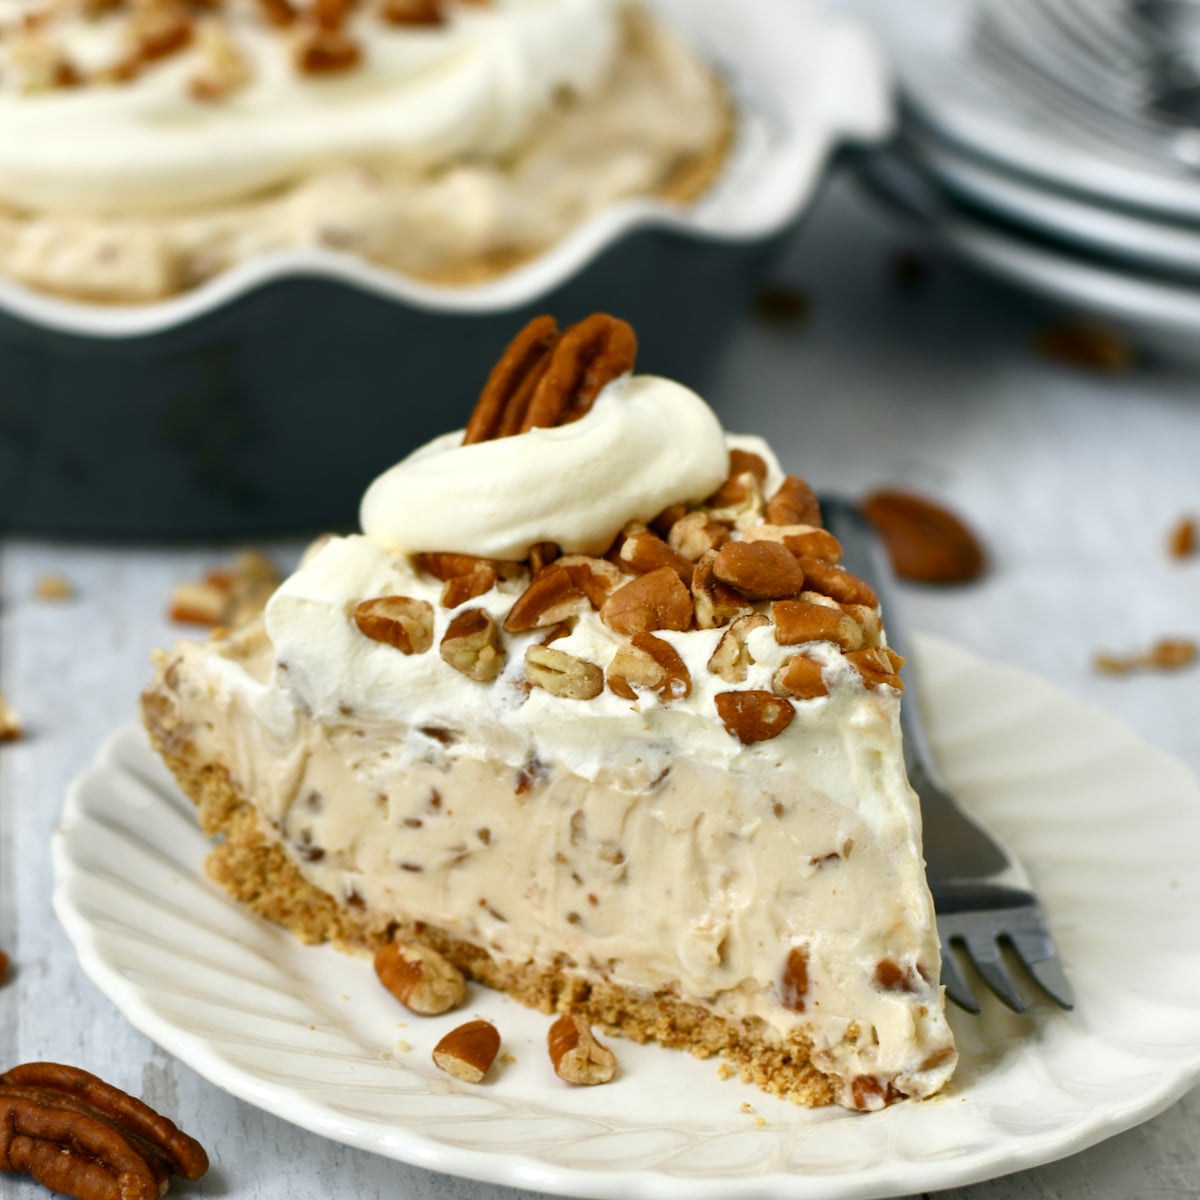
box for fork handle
[820,496,1009,879]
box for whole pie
[142,313,957,1109]
[0,0,731,302]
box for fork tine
[959,930,1028,1014]
[937,935,981,1014]
[1006,930,1077,1011]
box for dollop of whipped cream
[0,0,619,214]
[360,374,729,560]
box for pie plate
[52,634,1200,1200]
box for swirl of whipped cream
[360,374,729,560]
[0,0,618,214]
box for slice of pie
[142,314,956,1110]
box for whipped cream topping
[0,0,619,214]
[360,374,730,561]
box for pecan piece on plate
[0,1062,208,1200]
[860,489,986,584]
[548,1014,617,1085]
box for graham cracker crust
[142,710,835,1107]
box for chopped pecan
[504,565,588,633]
[1168,516,1197,561]
[691,551,754,630]
[0,950,8,984]
[706,613,769,684]
[380,0,444,24]
[0,1062,208,1200]
[709,449,768,507]
[441,563,497,609]
[600,567,693,634]
[607,633,691,701]
[794,559,877,607]
[34,574,74,601]
[463,314,636,443]
[354,595,434,654]
[771,600,863,651]
[616,526,694,584]
[765,476,822,527]
[714,690,794,744]
[842,603,882,649]
[257,0,297,25]
[745,524,843,564]
[294,25,360,73]
[780,946,808,1012]
[650,503,688,537]
[527,541,560,576]
[874,959,917,992]
[168,581,227,625]
[556,556,623,608]
[188,20,252,100]
[440,610,505,682]
[375,938,465,1014]
[846,647,905,691]
[0,695,22,742]
[433,1019,501,1083]
[548,1014,616,1085]
[312,0,354,27]
[860,490,986,584]
[712,540,805,600]
[525,645,603,700]
[667,510,729,561]
[773,654,828,700]
[1094,637,1198,675]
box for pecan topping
[745,524,843,564]
[441,563,497,609]
[600,567,693,635]
[772,654,829,700]
[691,550,753,630]
[707,613,769,684]
[380,0,444,23]
[463,314,636,444]
[504,564,588,633]
[794,559,878,607]
[712,540,805,600]
[0,1062,208,1200]
[846,647,905,692]
[616,526,694,584]
[860,489,986,584]
[708,449,768,509]
[667,510,729,561]
[294,25,360,73]
[440,609,505,682]
[607,632,691,702]
[771,600,863,651]
[354,595,434,654]
[765,476,822,527]
[556,556,623,608]
[714,690,794,744]
[524,645,603,700]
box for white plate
[862,152,1200,340]
[910,130,1200,280]
[855,0,1200,221]
[0,0,890,339]
[52,634,1200,1200]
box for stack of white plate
[855,0,1200,337]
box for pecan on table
[0,1062,209,1200]
[463,313,637,444]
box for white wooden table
[2,178,1198,1199]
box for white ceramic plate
[52,634,1200,1199]
[0,0,890,339]
[910,130,1200,280]
[855,0,1200,221]
[862,152,1200,340]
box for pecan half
[548,1014,616,1085]
[354,595,434,654]
[714,690,794,744]
[600,567,693,634]
[860,489,986,584]
[0,1062,208,1200]
[607,633,691,701]
[525,645,603,700]
[707,613,769,684]
[440,609,505,682]
[463,314,636,444]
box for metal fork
[821,497,1075,1015]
